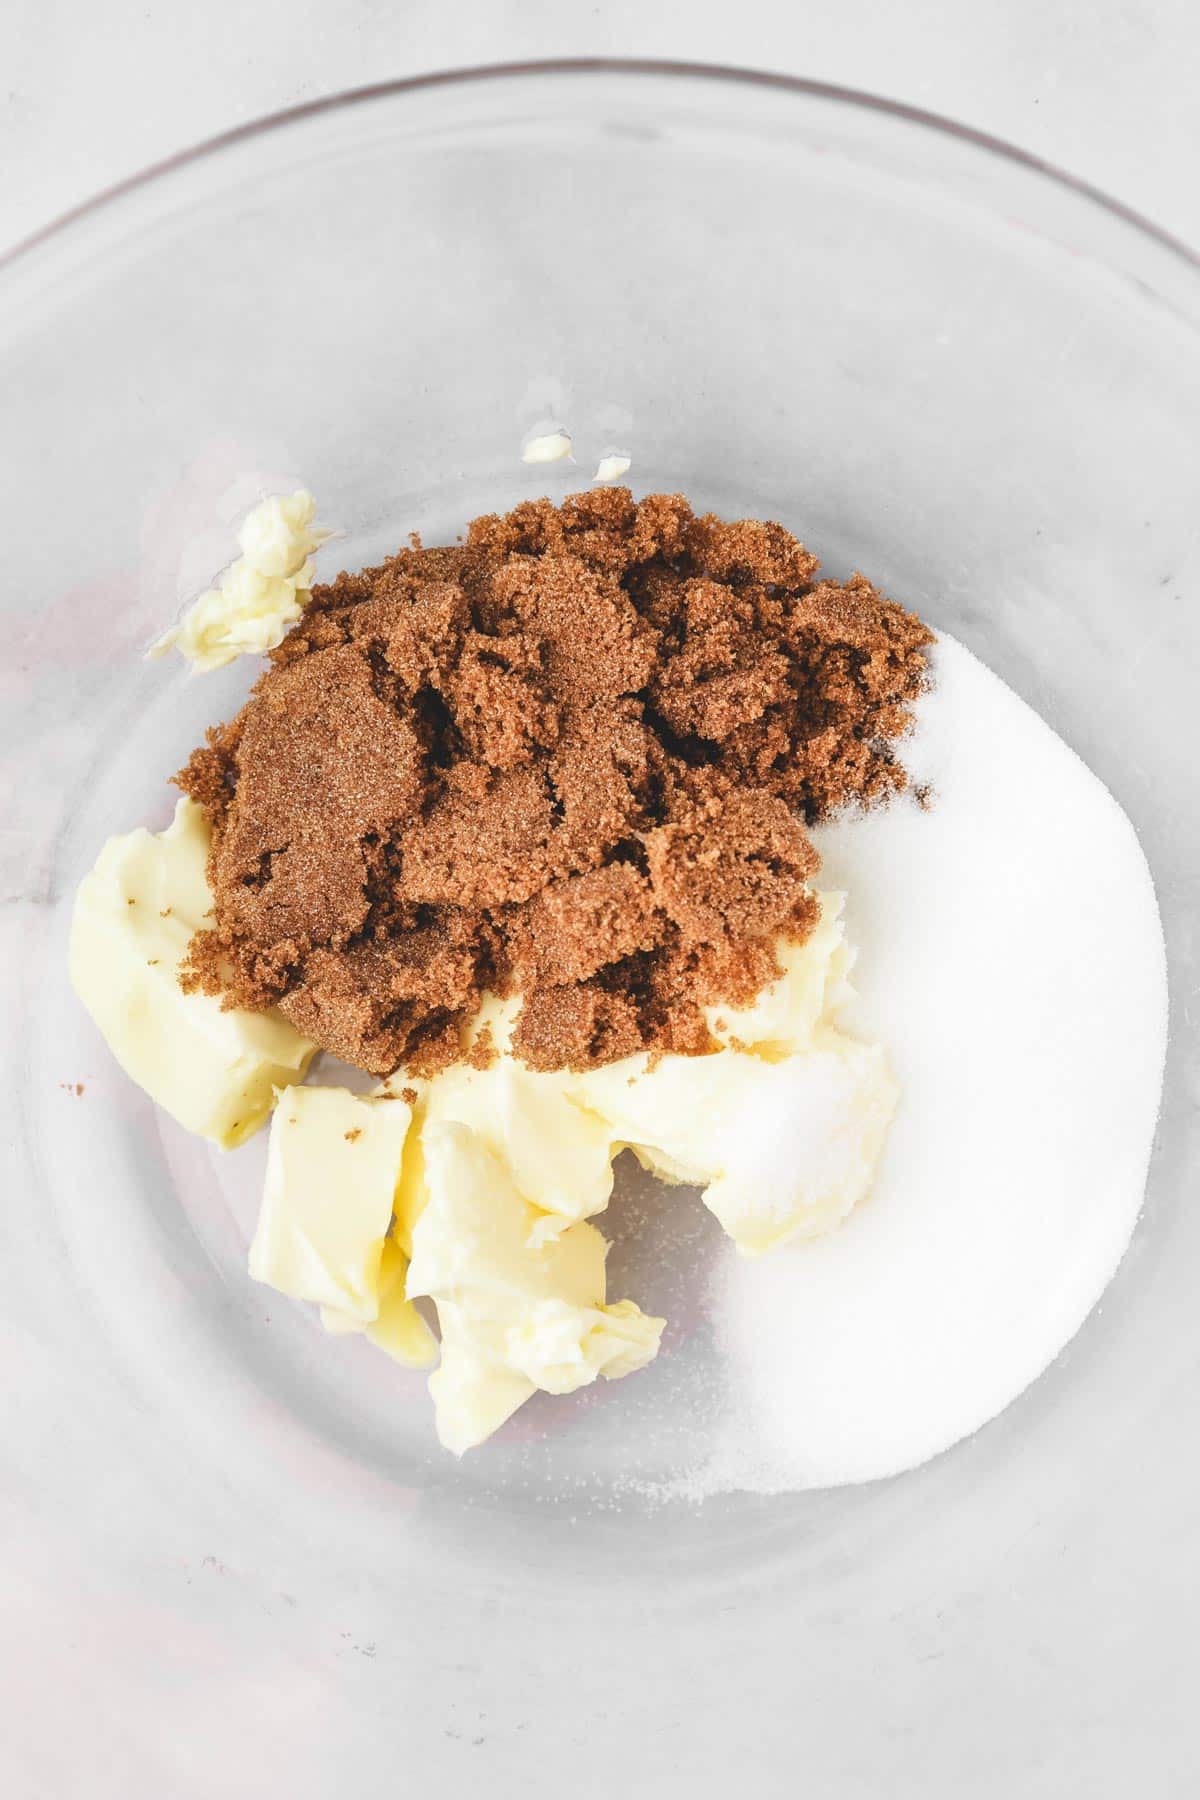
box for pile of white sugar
[646,633,1167,1500]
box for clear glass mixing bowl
[3,63,1198,1795]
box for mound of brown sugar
[177,488,933,1076]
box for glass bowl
[3,62,1198,1795]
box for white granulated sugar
[657,632,1166,1499]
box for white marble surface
[3,0,1199,256]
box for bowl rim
[3,56,1198,277]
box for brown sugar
[177,488,933,1076]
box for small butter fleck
[593,453,632,483]
[149,490,333,671]
[521,430,572,465]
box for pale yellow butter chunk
[321,1238,438,1369]
[521,429,572,464]
[387,996,615,1243]
[251,1086,413,1322]
[421,1057,615,1243]
[593,453,632,484]
[158,564,309,671]
[568,889,897,1255]
[150,489,333,670]
[69,798,314,1147]
[363,1239,439,1367]
[703,891,855,1055]
[236,489,334,577]
[429,1316,539,1453]
[504,1296,664,1392]
[405,1123,664,1455]
[576,1035,897,1257]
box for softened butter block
[406,1123,663,1454]
[251,1086,414,1321]
[70,798,314,1147]
[574,1033,897,1257]
[702,891,855,1056]
[321,1238,438,1369]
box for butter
[320,1240,438,1367]
[69,798,314,1147]
[405,1123,664,1454]
[253,1084,405,1318]
[241,888,893,1449]
[593,453,632,483]
[253,1086,437,1367]
[360,1238,439,1368]
[385,995,615,1243]
[521,430,572,464]
[387,891,895,1259]
[504,1297,664,1390]
[703,891,854,1056]
[576,1030,897,1257]
[572,893,897,1255]
[236,489,333,577]
[150,490,333,670]
[417,1057,615,1243]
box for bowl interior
[4,66,1199,1791]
